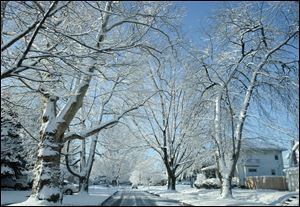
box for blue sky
[176,1,222,45]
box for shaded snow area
[1,165,15,175]
[38,186,60,200]
[63,186,118,206]
[140,185,299,206]
[1,190,31,205]
[1,185,117,206]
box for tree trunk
[30,133,63,204]
[190,176,195,188]
[30,70,93,204]
[221,177,233,199]
[167,174,176,190]
[79,177,89,193]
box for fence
[245,176,288,191]
[284,167,299,191]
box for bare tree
[192,2,299,198]
[91,124,145,186]
[64,72,154,193]
[2,1,178,204]
[130,52,203,190]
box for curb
[146,190,160,197]
[180,201,194,206]
[99,190,119,205]
[269,192,299,206]
[281,195,299,206]
[150,192,160,197]
[146,191,194,206]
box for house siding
[236,150,284,185]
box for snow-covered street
[102,190,180,206]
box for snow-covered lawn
[141,185,299,206]
[1,190,31,205]
[1,185,118,206]
[63,185,118,206]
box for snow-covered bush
[232,177,240,187]
[194,173,206,183]
[194,174,240,189]
[195,178,221,189]
[151,172,167,186]
[194,173,220,189]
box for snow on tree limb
[1,1,58,79]
[1,21,39,52]
[64,92,157,142]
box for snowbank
[142,184,298,206]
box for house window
[271,169,276,175]
[248,168,257,173]
[275,155,279,160]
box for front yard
[1,185,117,206]
[141,185,299,206]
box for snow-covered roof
[241,138,287,152]
[201,165,217,171]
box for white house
[201,138,287,186]
[235,138,287,185]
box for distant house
[201,138,287,186]
[235,138,287,185]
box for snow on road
[102,190,180,206]
[1,185,117,206]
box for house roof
[241,138,287,151]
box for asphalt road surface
[101,190,181,206]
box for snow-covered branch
[1,21,39,52]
